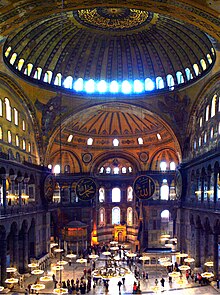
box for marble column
[0,237,7,285]
[1,177,7,210]
[23,231,29,273]
[213,233,219,280]
[13,233,19,269]
[195,226,201,267]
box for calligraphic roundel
[133,175,155,200]
[75,178,97,201]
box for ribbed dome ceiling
[60,103,174,148]
[4,7,214,88]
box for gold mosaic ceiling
[4,7,214,86]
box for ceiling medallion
[75,8,152,31]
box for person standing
[160,277,165,288]
[117,280,122,292]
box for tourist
[117,280,122,292]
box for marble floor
[5,254,220,295]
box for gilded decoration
[74,8,155,31]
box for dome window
[134,80,144,93]
[97,80,107,93]
[113,138,119,146]
[176,71,184,84]
[145,78,155,91]
[138,137,143,144]
[122,80,132,94]
[63,76,73,89]
[156,77,164,89]
[73,78,84,91]
[109,80,119,93]
[67,135,73,142]
[34,67,42,80]
[87,138,93,145]
[54,73,62,86]
[85,79,95,93]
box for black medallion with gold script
[133,175,155,200]
[75,178,97,201]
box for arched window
[122,80,132,94]
[54,73,62,86]
[28,142,31,153]
[7,130,12,143]
[16,152,20,162]
[110,80,119,93]
[17,59,24,71]
[113,167,120,174]
[112,187,121,202]
[64,165,70,173]
[166,74,174,89]
[210,127,214,139]
[200,59,207,70]
[99,187,105,202]
[127,186,133,201]
[193,63,200,76]
[145,78,155,91]
[127,207,133,226]
[15,135,19,147]
[206,105,210,121]
[14,108,18,125]
[113,138,119,146]
[34,67,42,80]
[204,132,207,144]
[106,167,111,174]
[26,63,33,76]
[161,209,170,222]
[43,70,53,83]
[87,138,93,145]
[170,162,176,170]
[22,119,26,131]
[97,80,107,93]
[156,77,164,89]
[176,71,184,84]
[0,126,2,140]
[207,53,212,64]
[199,117,203,127]
[99,208,105,226]
[22,139,26,150]
[160,161,167,171]
[99,167,104,174]
[134,80,144,93]
[5,46,11,57]
[85,79,95,93]
[122,167,127,174]
[10,53,17,65]
[0,99,2,116]
[54,164,61,174]
[112,207,120,224]
[211,94,217,117]
[5,98,12,121]
[73,78,84,91]
[185,68,192,81]
[63,76,73,89]
[138,137,143,145]
[160,179,169,200]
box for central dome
[4,7,215,94]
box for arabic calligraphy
[76,178,97,201]
[133,176,155,200]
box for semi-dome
[55,103,176,148]
[4,7,215,95]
